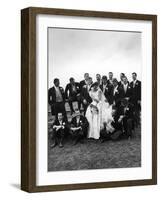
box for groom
[81,77,93,114]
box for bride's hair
[89,82,99,91]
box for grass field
[48,103,141,171]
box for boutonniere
[115,90,118,93]
[128,86,131,89]
[135,82,138,85]
[126,108,129,110]
[62,122,65,126]
[105,87,108,90]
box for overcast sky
[48,28,142,89]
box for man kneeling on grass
[51,112,68,148]
[70,109,89,145]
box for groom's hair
[102,75,107,80]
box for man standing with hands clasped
[48,78,67,120]
[130,72,141,127]
[81,77,93,114]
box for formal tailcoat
[65,82,80,99]
[107,79,113,86]
[81,85,92,104]
[130,80,141,103]
[70,115,89,132]
[52,118,69,131]
[79,80,86,92]
[48,86,65,105]
[100,84,113,104]
[110,85,123,105]
[117,103,134,119]
[118,83,132,99]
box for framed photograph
[21,7,157,192]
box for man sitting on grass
[70,109,89,145]
[100,106,123,143]
[116,98,135,139]
[51,112,68,148]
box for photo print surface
[48,27,142,172]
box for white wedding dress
[86,88,113,139]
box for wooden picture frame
[21,7,157,192]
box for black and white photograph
[20,7,157,192]
[48,27,142,172]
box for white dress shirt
[133,79,137,88]
[123,83,128,93]
[54,86,63,102]
[103,84,107,94]
[113,85,118,96]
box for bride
[85,82,114,139]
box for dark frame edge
[21,8,30,192]
[26,179,155,193]
[25,6,157,20]
[21,7,37,192]
[152,15,157,185]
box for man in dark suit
[65,77,81,114]
[119,76,132,100]
[48,78,66,119]
[81,77,93,114]
[100,75,113,104]
[110,78,122,106]
[118,73,125,86]
[100,106,122,142]
[116,99,135,139]
[110,106,124,140]
[70,109,89,145]
[96,73,102,86]
[79,73,89,92]
[130,72,141,127]
[107,72,114,86]
[51,113,69,148]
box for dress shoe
[59,142,64,148]
[51,142,57,148]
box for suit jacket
[70,115,88,132]
[118,80,129,87]
[117,103,134,119]
[81,85,92,104]
[130,80,141,103]
[110,85,123,105]
[48,86,65,105]
[111,103,134,131]
[79,80,86,92]
[107,79,113,86]
[118,81,123,87]
[65,82,80,99]
[111,116,122,131]
[100,84,113,104]
[118,83,132,99]
[52,118,68,130]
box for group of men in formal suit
[48,72,141,148]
